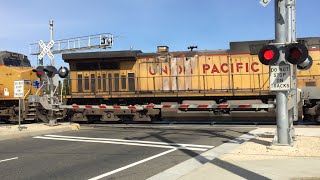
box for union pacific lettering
[148,62,260,75]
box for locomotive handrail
[53,85,59,96]
[67,72,271,96]
[60,80,64,103]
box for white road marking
[88,148,177,180]
[44,134,214,149]
[0,157,18,163]
[34,136,209,151]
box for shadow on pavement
[209,158,271,180]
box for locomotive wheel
[132,113,151,122]
[101,112,120,122]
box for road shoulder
[0,123,80,141]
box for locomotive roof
[63,50,142,62]
[62,37,320,62]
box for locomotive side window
[306,81,316,86]
[103,74,107,92]
[84,76,89,90]
[100,62,119,70]
[128,73,135,92]
[108,74,112,93]
[98,75,102,90]
[114,73,120,92]
[121,75,126,90]
[91,74,96,93]
[77,74,83,93]
[76,63,99,70]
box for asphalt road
[0,124,256,180]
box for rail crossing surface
[0,124,254,180]
[1,124,320,179]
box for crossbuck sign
[38,40,54,60]
[260,0,271,7]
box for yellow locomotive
[0,51,39,122]
[63,38,319,101]
[61,37,320,122]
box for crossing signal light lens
[285,43,309,65]
[36,71,43,78]
[263,49,275,61]
[297,56,313,71]
[290,48,302,60]
[258,45,279,65]
[32,66,45,79]
[43,65,58,78]
[58,67,69,78]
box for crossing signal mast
[29,20,114,125]
[258,0,310,146]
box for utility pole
[49,19,55,125]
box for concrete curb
[82,124,258,131]
[0,123,80,141]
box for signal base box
[270,65,291,91]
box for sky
[0,0,319,68]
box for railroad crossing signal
[33,65,69,79]
[38,40,54,60]
[258,42,311,70]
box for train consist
[1,37,320,123]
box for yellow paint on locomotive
[0,65,39,100]
[66,45,320,99]
[297,50,320,87]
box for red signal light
[36,71,43,78]
[263,49,275,61]
[258,45,279,65]
[32,66,44,79]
